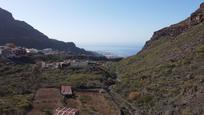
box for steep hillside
[0,8,91,55]
[113,3,204,115]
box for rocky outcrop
[190,3,204,25]
[0,8,92,55]
[151,20,189,40]
[143,2,204,49]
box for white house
[26,48,38,54]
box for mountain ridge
[0,7,91,55]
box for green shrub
[42,108,53,115]
[137,95,153,104]
[196,45,204,57]
[196,45,204,53]
[79,95,91,104]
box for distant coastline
[78,44,143,57]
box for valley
[0,1,204,115]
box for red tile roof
[61,86,72,95]
[54,107,79,115]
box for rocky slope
[0,8,91,55]
[113,3,204,115]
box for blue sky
[0,0,203,46]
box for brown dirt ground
[65,91,120,115]
[27,88,120,115]
[27,88,63,115]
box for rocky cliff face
[0,8,91,55]
[143,3,204,50]
[190,3,204,25]
[113,3,204,115]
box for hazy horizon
[0,0,203,47]
[78,43,143,57]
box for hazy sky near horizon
[0,0,203,46]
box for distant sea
[78,44,143,57]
